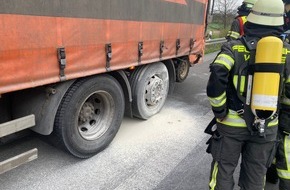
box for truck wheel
[52,75,124,158]
[175,59,190,82]
[130,62,169,119]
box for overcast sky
[238,0,243,4]
[212,0,244,12]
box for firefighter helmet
[247,0,284,26]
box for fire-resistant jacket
[226,16,247,41]
[279,58,290,134]
[207,37,290,128]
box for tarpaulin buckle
[57,47,66,81]
[105,43,112,71]
[176,39,180,55]
[138,42,143,63]
[160,40,164,59]
[189,38,195,53]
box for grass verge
[205,43,222,54]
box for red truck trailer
[0,0,209,172]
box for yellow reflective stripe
[231,32,240,39]
[209,161,218,189]
[217,109,278,127]
[282,48,290,55]
[227,31,240,39]
[217,110,246,127]
[268,117,278,126]
[277,170,290,179]
[285,75,290,83]
[209,92,226,107]
[277,136,290,179]
[281,47,289,67]
[282,56,286,63]
[285,133,290,171]
[233,75,246,93]
[214,54,234,70]
[233,75,238,89]
[282,47,288,63]
[241,16,247,24]
[281,96,290,106]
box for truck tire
[130,62,169,119]
[52,75,125,158]
[175,59,190,82]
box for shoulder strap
[234,37,257,134]
[236,37,257,104]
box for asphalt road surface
[0,52,278,190]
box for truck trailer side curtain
[0,0,207,94]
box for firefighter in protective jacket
[276,80,290,188]
[206,0,290,189]
[265,1,290,188]
[274,1,290,188]
[226,0,257,41]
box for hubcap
[79,102,94,123]
[77,92,114,141]
[179,61,188,79]
[145,76,164,106]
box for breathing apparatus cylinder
[250,36,282,120]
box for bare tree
[215,0,238,29]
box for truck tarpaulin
[0,0,207,94]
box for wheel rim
[178,61,189,79]
[77,91,114,141]
[145,75,165,107]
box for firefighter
[226,0,257,41]
[206,0,290,189]
[268,1,290,188]
[266,0,290,187]
[275,89,290,187]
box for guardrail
[205,37,226,46]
